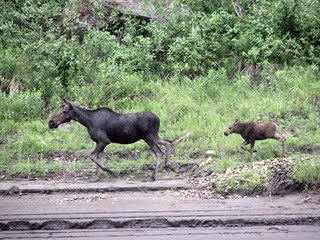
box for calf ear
[62,98,71,106]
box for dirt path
[1,179,320,239]
[0,178,188,195]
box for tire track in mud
[2,226,320,240]
[1,211,320,231]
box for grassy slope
[0,67,320,192]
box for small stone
[206,150,215,156]
[205,157,213,164]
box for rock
[206,150,215,156]
[206,157,213,164]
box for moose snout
[48,118,58,129]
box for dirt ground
[1,178,320,239]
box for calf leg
[90,142,113,177]
[249,142,256,156]
[273,133,286,156]
[241,140,257,155]
[240,140,251,152]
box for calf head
[49,99,74,129]
[224,119,241,136]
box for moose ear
[62,98,71,105]
[62,98,73,108]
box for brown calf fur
[224,119,286,156]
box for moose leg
[145,138,163,181]
[90,142,113,177]
[158,138,173,169]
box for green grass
[213,169,265,195]
[0,66,320,192]
[292,156,320,185]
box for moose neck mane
[235,122,246,134]
[237,122,255,136]
[72,105,93,129]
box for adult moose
[224,119,286,156]
[49,99,173,181]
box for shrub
[0,91,44,121]
[292,157,320,186]
[213,170,265,195]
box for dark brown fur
[224,119,286,156]
[49,99,173,181]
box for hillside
[0,0,319,195]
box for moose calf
[224,119,286,156]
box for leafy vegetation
[292,156,320,186]
[0,0,319,194]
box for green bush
[1,0,320,106]
[0,47,18,82]
[68,68,156,108]
[0,91,44,121]
[292,157,320,185]
[214,170,265,195]
[164,11,236,76]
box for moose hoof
[89,176,101,183]
[106,169,114,176]
[149,175,156,182]
[164,164,175,172]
